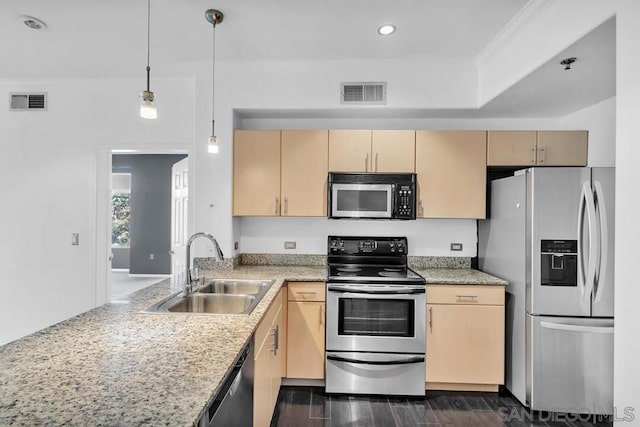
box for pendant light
[205,9,223,153]
[140,0,157,119]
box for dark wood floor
[271,387,613,427]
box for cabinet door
[281,130,328,216]
[254,338,272,427]
[233,130,281,216]
[426,304,504,385]
[328,130,372,172]
[416,131,487,219]
[537,131,588,166]
[487,131,537,166]
[270,304,284,411]
[371,130,415,172]
[286,301,325,379]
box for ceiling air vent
[340,82,386,105]
[9,92,47,111]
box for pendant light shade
[205,9,223,153]
[140,0,157,119]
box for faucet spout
[185,232,224,292]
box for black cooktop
[327,264,425,284]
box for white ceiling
[0,0,615,117]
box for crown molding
[475,0,557,67]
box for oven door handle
[327,286,425,295]
[326,354,425,365]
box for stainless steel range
[325,236,426,396]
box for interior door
[171,157,188,281]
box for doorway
[108,153,188,302]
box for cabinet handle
[539,146,546,164]
[319,304,324,328]
[275,197,279,215]
[419,199,424,217]
[428,307,433,332]
[284,197,288,216]
[296,291,317,299]
[365,153,369,172]
[270,325,279,355]
[456,294,478,302]
[531,147,536,164]
[375,153,379,172]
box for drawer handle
[296,291,317,297]
[456,295,478,302]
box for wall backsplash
[236,217,478,257]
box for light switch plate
[284,241,296,250]
[71,233,79,246]
[450,243,463,251]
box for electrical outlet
[149,253,155,260]
[284,241,296,250]
[450,243,463,251]
[71,233,79,246]
[234,241,239,250]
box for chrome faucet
[185,232,224,295]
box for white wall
[0,76,195,345]
[559,96,616,166]
[239,217,477,257]
[612,0,640,420]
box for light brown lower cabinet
[286,282,325,379]
[426,285,505,392]
[254,290,284,427]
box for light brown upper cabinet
[536,131,588,166]
[416,131,487,219]
[233,130,281,216]
[328,130,372,172]
[487,130,588,166]
[281,130,329,216]
[371,130,416,172]
[234,130,328,217]
[328,130,415,172]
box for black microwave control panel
[395,185,414,219]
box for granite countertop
[0,265,505,426]
[416,268,508,286]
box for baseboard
[282,378,325,387]
[426,382,499,392]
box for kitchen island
[0,266,505,425]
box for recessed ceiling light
[377,24,396,36]
[19,15,47,30]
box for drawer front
[427,285,504,306]
[288,282,326,302]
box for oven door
[326,283,425,354]
[330,183,393,218]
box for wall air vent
[340,82,386,105]
[9,93,47,111]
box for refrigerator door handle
[593,181,608,303]
[540,321,614,334]
[577,181,597,300]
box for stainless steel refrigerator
[478,167,614,414]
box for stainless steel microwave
[328,173,417,219]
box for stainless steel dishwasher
[198,340,254,427]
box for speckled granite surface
[0,264,505,425]
[417,268,508,286]
[0,266,324,426]
[409,256,471,269]
[241,253,326,266]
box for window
[112,173,131,248]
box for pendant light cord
[211,19,216,136]
[146,0,151,92]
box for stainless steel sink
[196,279,273,295]
[143,279,274,315]
[168,294,256,314]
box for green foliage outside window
[112,193,131,247]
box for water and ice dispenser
[540,240,578,287]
